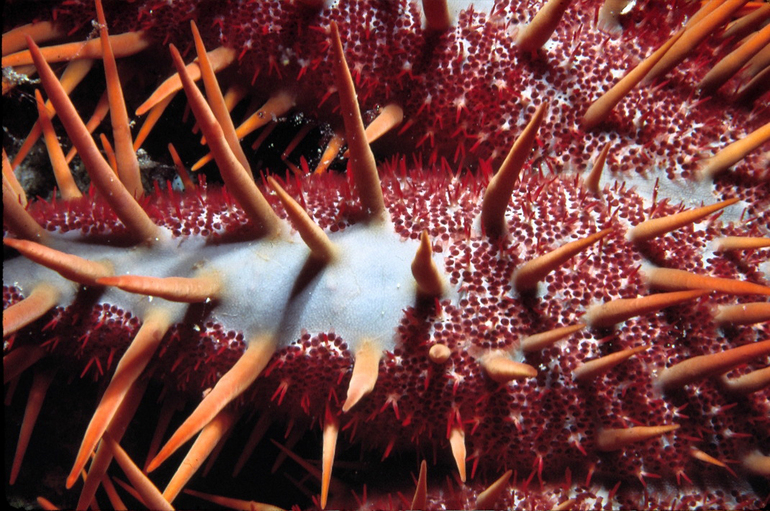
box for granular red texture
[5,1,768,182]
[3,1,769,510]
[5,166,769,509]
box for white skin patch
[4,220,453,353]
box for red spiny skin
[6,1,769,182]
[3,1,770,510]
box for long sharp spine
[585,142,610,196]
[699,121,770,179]
[422,0,452,32]
[584,290,708,328]
[267,176,336,262]
[102,433,174,511]
[95,0,143,197]
[644,266,770,296]
[572,345,649,382]
[656,340,770,391]
[10,365,56,485]
[66,310,172,489]
[27,37,160,244]
[147,337,276,472]
[714,236,770,251]
[481,103,548,238]
[743,452,770,477]
[136,45,236,116]
[2,148,26,206]
[596,424,680,451]
[330,22,386,221]
[320,407,339,509]
[513,228,612,293]
[411,460,428,510]
[168,43,283,238]
[162,408,237,504]
[34,89,81,200]
[721,367,770,395]
[97,274,222,303]
[582,28,684,130]
[714,302,770,325]
[698,23,770,94]
[627,198,739,243]
[3,31,151,68]
[520,323,586,353]
[643,0,751,84]
[190,20,251,174]
[3,175,47,242]
[4,238,113,286]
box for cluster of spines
[3,1,770,509]
[4,0,767,183]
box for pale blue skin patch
[4,219,455,353]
